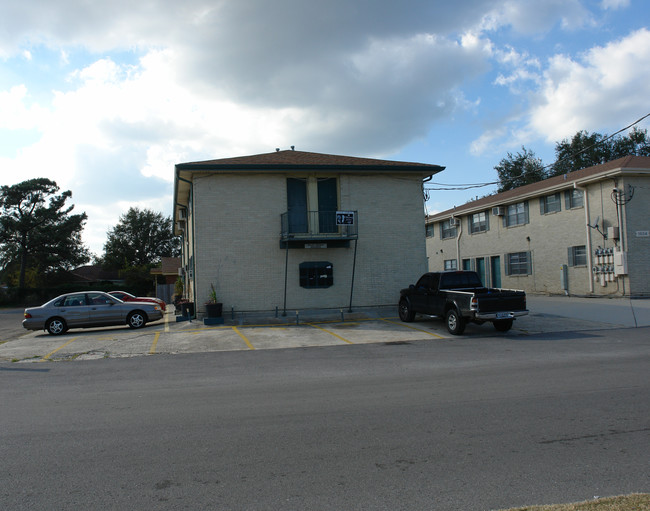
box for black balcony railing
[280,210,358,241]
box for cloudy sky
[1,0,649,255]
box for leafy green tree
[102,207,180,268]
[0,178,90,288]
[551,128,650,176]
[494,147,547,192]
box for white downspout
[455,217,462,270]
[575,183,594,294]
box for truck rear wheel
[445,308,466,335]
[398,298,415,322]
[493,319,513,332]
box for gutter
[574,182,594,294]
[455,215,462,270]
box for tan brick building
[173,150,444,315]
[426,156,650,297]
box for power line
[423,113,650,192]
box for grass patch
[500,494,650,511]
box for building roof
[174,149,445,226]
[176,149,445,172]
[150,257,181,276]
[427,155,650,222]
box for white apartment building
[173,149,444,315]
[426,156,650,297]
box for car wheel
[127,311,146,329]
[493,319,513,332]
[445,308,466,335]
[46,318,67,335]
[398,298,415,322]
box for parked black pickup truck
[398,271,528,334]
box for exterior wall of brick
[426,175,648,296]
[190,172,427,313]
[623,176,650,296]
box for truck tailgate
[476,292,526,312]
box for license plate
[496,312,511,319]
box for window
[444,259,458,270]
[469,211,489,233]
[299,261,333,288]
[564,189,584,209]
[540,193,561,214]
[425,223,434,238]
[462,259,472,271]
[568,245,587,266]
[505,251,532,275]
[441,219,457,239]
[286,177,338,234]
[416,273,439,290]
[505,202,529,227]
[55,294,87,307]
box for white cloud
[601,0,630,9]
[1,0,646,253]
[530,28,650,142]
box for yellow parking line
[40,337,79,361]
[149,332,161,354]
[380,318,446,339]
[307,323,354,344]
[233,327,255,350]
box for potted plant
[205,284,223,318]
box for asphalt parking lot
[1,295,648,363]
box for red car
[108,291,166,310]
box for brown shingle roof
[177,149,444,172]
[428,155,650,220]
[151,257,181,276]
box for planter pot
[205,302,223,318]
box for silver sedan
[23,291,164,335]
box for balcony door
[287,177,338,235]
[317,178,338,233]
[287,178,308,233]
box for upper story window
[540,193,561,215]
[469,211,489,233]
[441,219,457,239]
[505,201,529,227]
[564,189,584,209]
[287,177,338,233]
[425,223,434,238]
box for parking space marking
[380,318,447,339]
[232,327,255,350]
[40,337,79,361]
[307,323,354,344]
[149,332,161,354]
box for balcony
[280,210,358,247]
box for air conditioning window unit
[492,206,505,216]
[449,217,459,227]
